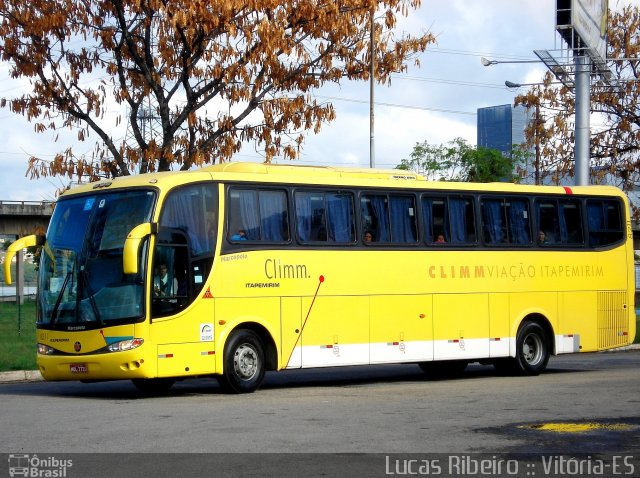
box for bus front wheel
[219,329,266,394]
[514,322,550,375]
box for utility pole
[534,104,541,185]
[369,9,375,169]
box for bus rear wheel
[514,322,550,376]
[219,329,265,394]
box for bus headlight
[107,338,144,352]
[37,344,55,355]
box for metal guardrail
[0,200,54,215]
[0,200,53,207]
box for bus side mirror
[123,222,158,275]
[3,235,44,285]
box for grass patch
[0,300,37,372]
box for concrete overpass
[0,200,54,239]
[0,201,53,303]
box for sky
[0,0,637,202]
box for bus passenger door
[433,293,490,360]
[370,295,433,364]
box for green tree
[397,137,517,182]
[0,0,434,183]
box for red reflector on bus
[563,186,573,194]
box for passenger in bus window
[538,230,547,244]
[363,231,374,243]
[231,229,248,241]
[435,234,446,243]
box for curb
[603,343,640,352]
[0,369,43,384]
[0,345,638,384]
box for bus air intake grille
[597,291,628,350]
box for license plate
[70,363,88,373]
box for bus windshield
[38,190,156,329]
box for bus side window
[536,199,584,246]
[389,195,418,243]
[481,199,508,244]
[561,201,584,244]
[536,201,559,244]
[361,195,390,243]
[507,199,531,245]
[295,191,355,243]
[449,197,476,244]
[161,183,217,256]
[326,193,355,242]
[587,199,623,247]
[481,197,531,245]
[423,195,476,245]
[228,188,289,242]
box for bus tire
[514,322,550,376]
[419,360,467,379]
[132,378,175,394]
[219,329,265,394]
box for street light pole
[574,54,591,186]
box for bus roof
[60,162,626,199]
[200,161,425,181]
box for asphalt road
[1,351,639,477]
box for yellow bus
[4,162,636,393]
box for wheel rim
[233,343,259,381]
[522,332,544,365]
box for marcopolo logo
[8,454,73,477]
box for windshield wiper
[78,269,103,325]
[50,271,72,325]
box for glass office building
[477,104,529,154]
